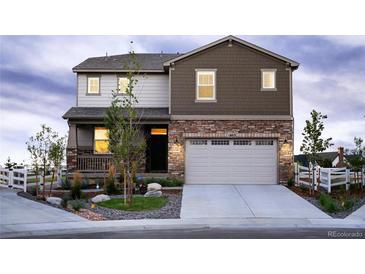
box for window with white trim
[196,70,216,101]
[87,77,100,94]
[118,77,129,94]
[261,69,276,90]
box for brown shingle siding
[171,40,291,115]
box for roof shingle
[63,107,169,120]
[73,53,181,72]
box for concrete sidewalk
[0,188,88,236]
[347,205,365,221]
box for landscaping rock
[91,194,110,203]
[147,183,162,191]
[144,190,162,198]
[46,197,62,206]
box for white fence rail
[0,167,27,192]
[295,164,365,193]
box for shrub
[287,178,294,187]
[81,179,89,189]
[71,171,82,199]
[61,194,71,208]
[60,177,71,190]
[144,177,184,187]
[299,184,307,192]
[69,200,83,211]
[105,165,118,195]
[319,193,338,213]
[343,198,355,210]
[29,187,37,196]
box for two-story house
[63,35,299,185]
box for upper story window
[94,127,109,154]
[87,76,100,94]
[261,69,277,91]
[196,69,216,101]
[118,77,130,94]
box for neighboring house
[294,147,346,167]
[63,35,299,185]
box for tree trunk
[123,166,127,205]
[48,168,55,197]
[42,167,46,199]
[127,171,133,207]
[35,173,39,197]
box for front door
[146,126,168,173]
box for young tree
[26,125,58,199]
[300,110,333,193]
[105,50,146,206]
[346,137,365,186]
[4,157,17,169]
[48,135,66,196]
[27,140,41,197]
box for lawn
[97,197,168,211]
[27,175,65,183]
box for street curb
[2,218,365,238]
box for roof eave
[72,69,166,73]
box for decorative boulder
[147,183,162,191]
[144,190,162,198]
[91,194,111,203]
[46,197,62,206]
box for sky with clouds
[0,35,364,165]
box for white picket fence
[295,163,365,193]
[0,167,27,192]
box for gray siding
[77,73,169,108]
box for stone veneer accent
[66,148,77,173]
[168,120,294,184]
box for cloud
[324,36,365,47]
[293,68,365,153]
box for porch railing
[77,155,112,172]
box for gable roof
[294,152,339,167]
[73,53,181,72]
[163,35,299,69]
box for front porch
[63,107,170,177]
[66,123,169,177]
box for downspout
[168,66,171,115]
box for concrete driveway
[0,188,87,235]
[181,185,331,219]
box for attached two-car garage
[185,139,278,185]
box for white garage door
[185,139,277,184]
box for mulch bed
[84,193,182,220]
[17,189,182,221]
[288,185,365,218]
[73,209,107,221]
